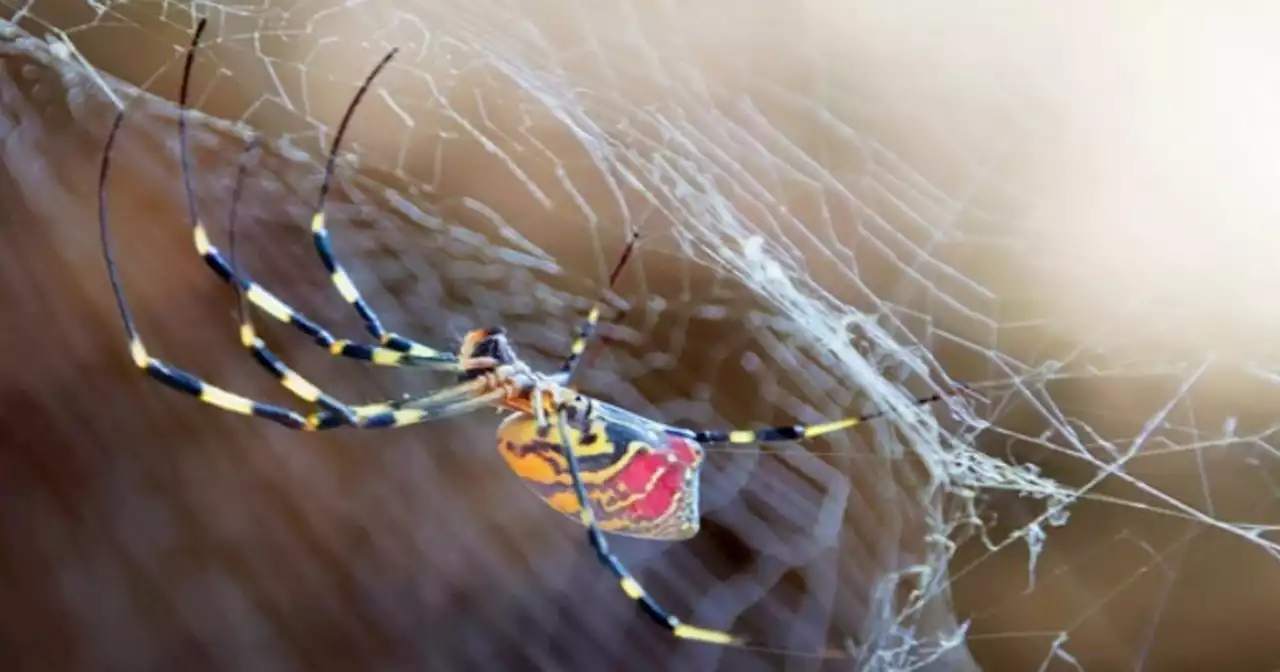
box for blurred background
[3,1,1280,670]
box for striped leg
[99,90,498,433]
[218,134,498,427]
[191,223,456,368]
[549,399,743,648]
[217,134,358,425]
[173,20,457,371]
[550,230,640,386]
[668,390,958,445]
[116,335,499,432]
[306,47,449,361]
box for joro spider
[98,18,961,659]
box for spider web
[3,2,1279,671]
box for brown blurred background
[4,1,1280,671]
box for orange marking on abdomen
[494,410,705,540]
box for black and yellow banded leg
[168,22,457,372]
[304,48,449,362]
[97,63,323,432]
[309,211,447,360]
[188,222,456,369]
[101,107,493,434]
[113,189,503,431]
[123,334,501,431]
[123,337,319,430]
[220,134,377,427]
[123,333,386,432]
[229,282,485,430]
[549,304,601,386]
[236,319,357,425]
[550,231,639,386]
[550,406,744,648]
[225,267,511,430]
[668,391,954,445]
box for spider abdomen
[495,401,704,541]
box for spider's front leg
[168,20,457,372]
[550,230,640,387]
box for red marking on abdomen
[611,435,704,522]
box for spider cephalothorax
[458,326,519,381]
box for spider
[97,18,961,659]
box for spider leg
[220,135,501,428]
[99,101,497,432]
[170,51,427,427]
[548,395,743,648]
[173,20,457,371]
[207,133,364,425]
[305,44,450,361]
[667,390,960,445]
[550,229,639,386]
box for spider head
[458,326,517,381]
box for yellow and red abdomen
[495,402,704,540]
